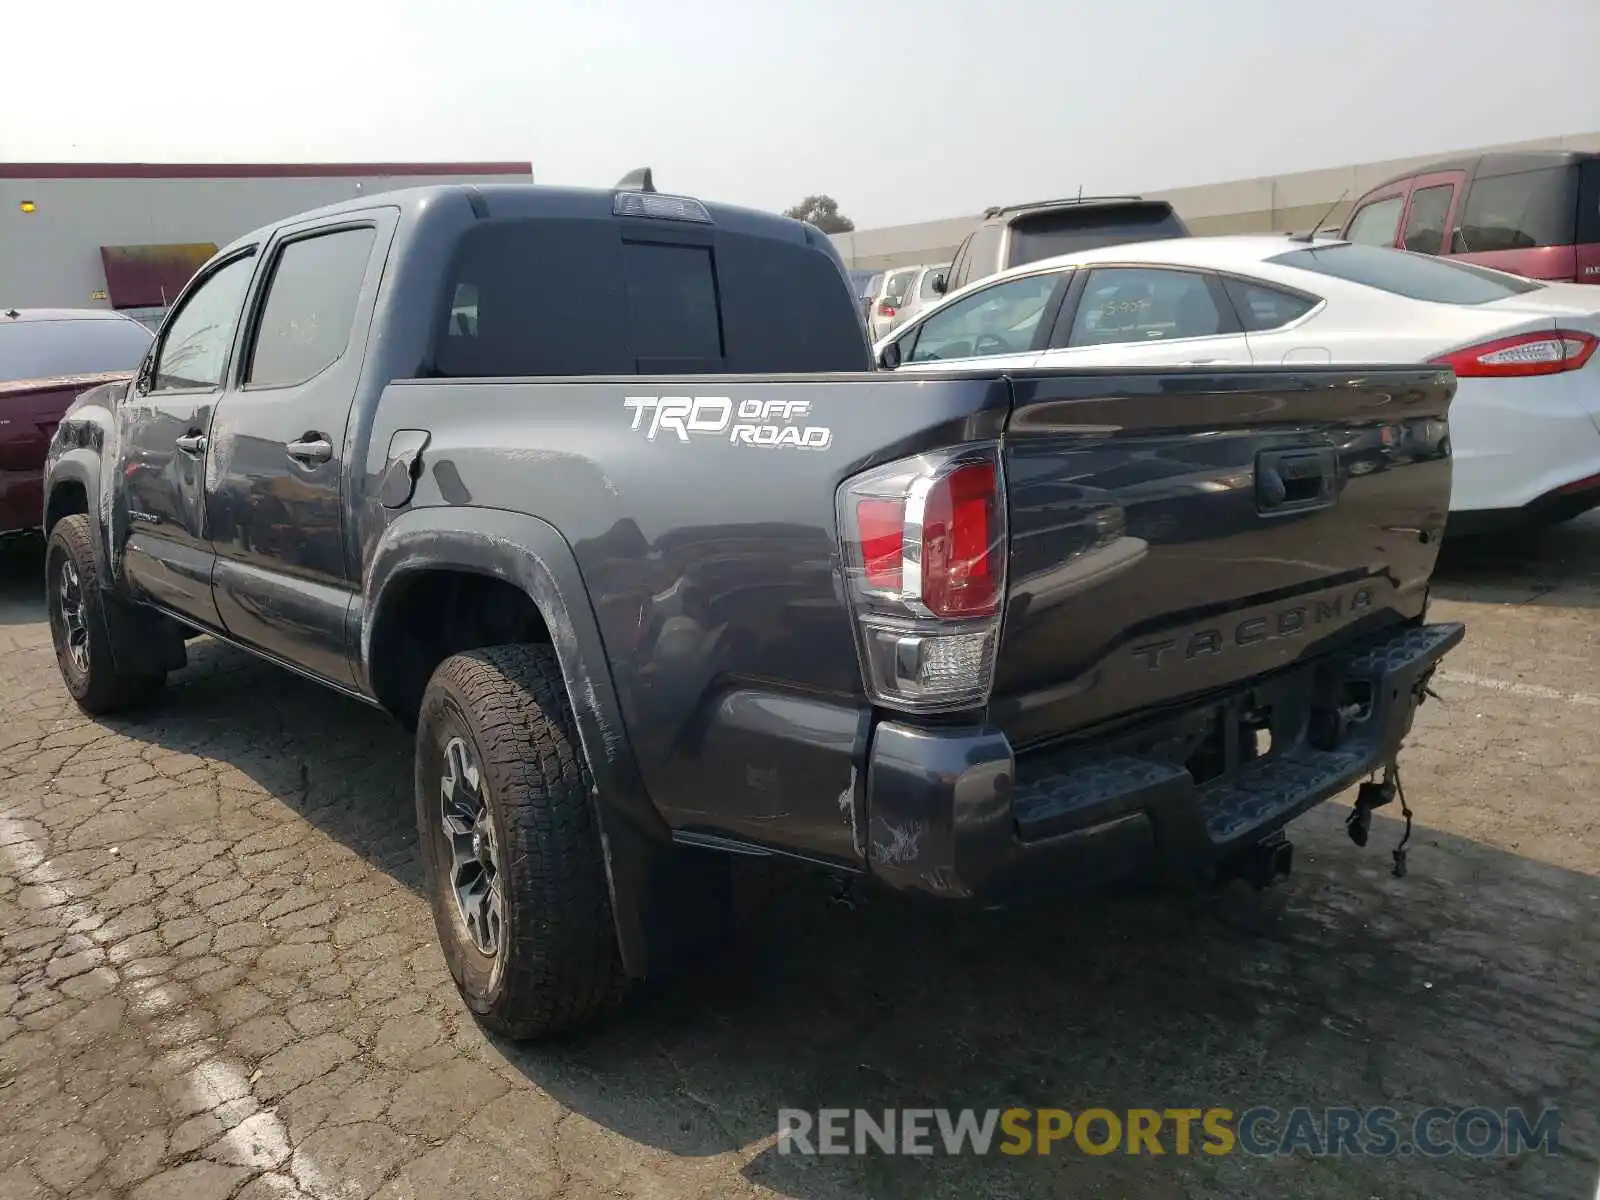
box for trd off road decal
[624,396,832,450]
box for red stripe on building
[0,162,532,180]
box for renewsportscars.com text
[776,1106,1561,1158]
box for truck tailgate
[993,366,1454,748]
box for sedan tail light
[837,445,1006,712]
[1431,330,1599,377]
[877,301,897,318]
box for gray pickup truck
[42,176,1463,1038]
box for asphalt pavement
[0,518,1596,1199]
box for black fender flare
[44,444,185,677]
[359,506,674,979]
[43,448,112,583]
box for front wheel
[45,515,165,715]
[415,644,623,1039]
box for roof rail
[983,193,1147,218]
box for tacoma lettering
[1131,587,1373,670]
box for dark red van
[1341,150,1600,284]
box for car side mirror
[879,341,902,370]
[134,354,154,395]
[931,273,948,295]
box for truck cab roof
[219,182,829,260]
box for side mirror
[134,354,154,395]
[931,273,948,295]
[879,341,902,370]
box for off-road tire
[415,644,623,1039]
[45,515,166,715]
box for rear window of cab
[431,216,869,377]
[1269,243,1543,305]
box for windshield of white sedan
[1269,243,1542,305]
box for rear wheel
[46,515,165,714]
[415,644,623,1039]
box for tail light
[1431,330,1598,377]
[836,445,1006,712]
[877,301,897,318]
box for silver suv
[936,195,1189,296]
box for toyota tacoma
[42,174,1463,1038]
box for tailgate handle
[1257,447,1337,515]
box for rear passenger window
[1222,277,1317,332]
[1459,168,1580,252]
[247,228,375,388]
[1344,196,1405,247]
[1401,185,1453,254]
[1069,268,1225,346]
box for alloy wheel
[439,735,504,958]
[55,557,90,674]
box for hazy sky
[6,0,1597,228]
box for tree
[784,195,855,234]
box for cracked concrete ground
[0,519,1596,1200]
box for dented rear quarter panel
[363,373,1010,863]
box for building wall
[0,168,532,313]
[830,130,1600,270]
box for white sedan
[873,236,1600,532]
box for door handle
[286,436,334,465]
[175,433,207,455]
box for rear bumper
[1445,472,1600,536]
[1447,375,1600,515]
[863,620,1464,899]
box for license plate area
[1257,446,1337,516]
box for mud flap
[594,808,732,980]
[102,601,188,678]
